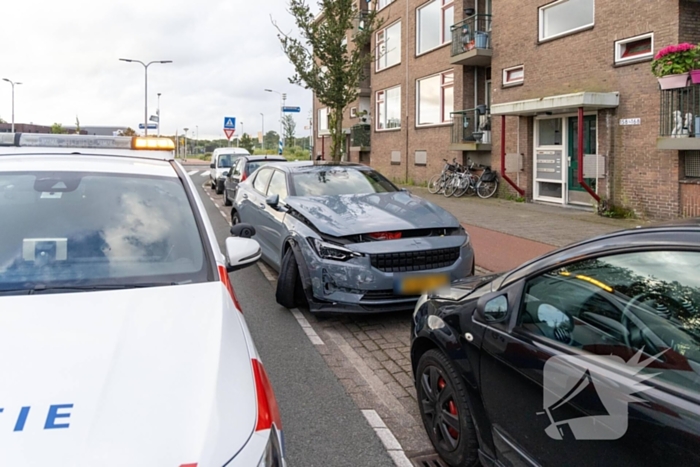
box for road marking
[361,410,413,467]
[291,309,325,346]
[220,211,228,218]
[187,170,199,176]
[201,170,211,177]
[257,262,278,282]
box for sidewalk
[407,186,648,272]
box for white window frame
[317,107,329,136]
[376,20,402,72]
[416,0,455,56]
[614,32,654,65]
[376,86,401,131]
[503,65,524,86]
[416,70,454,127]
[538,0,595,42]
[350,107,358,118]
[378,0,396,11]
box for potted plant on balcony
[652,43,697,89]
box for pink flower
[655,43,696,60]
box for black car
[223,155,287,206]
[411,221,700,467]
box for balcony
[350,124,371,151]
[450,15,492,67]
[658,83,700,150]
[450,108,492,151]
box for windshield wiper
[0,282,186,295]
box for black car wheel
[276,248,300,309]
[224,189,232,206]
[231,210,241,226]
[215,181,223,195]
[416,349,478,467]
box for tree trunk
[329,107,344,162]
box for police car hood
[0,282,256,466]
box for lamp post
[264,89,286,153]
[260,113,265,150]
[183,127,189,159]
[2,78,22,133]
[195,125,199,154]
[119,58,172,136]
[156,93,162,136]
[238,122,244,148]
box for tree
[282,114,296,147]
[51,123,65,134]
[239,133,256,154]
[263,131,280,152]
[118,127,138,137]
[275,0,380,161]
[75,116,81,134]
[0,116,6,124]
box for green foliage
[284,145,310,160]
[275,0,381,161]
[651,43,699,77]
[503,193,525,203]
[598,202,636,219]
[118,127,138,137]
[239,133,256,154]
[264,131,280,152]
[0,116,6,124]
[282,114,296,146]
[50,123,66,134]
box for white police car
[0,133,284,466]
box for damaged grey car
[232,162,475,314]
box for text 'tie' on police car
[0,133,285,467]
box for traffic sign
[224,129,236,140]
[224,117,236,129]
[138,123,157,130]
[282,106,301,113]
[278,140,284,154]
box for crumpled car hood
[285,192,460,237]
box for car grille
[362,289,420,300]
[369,247,460,273]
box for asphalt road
[189,167,395,467]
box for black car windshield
[0,171,208,293]
[291,168,398,196]
[246,160,283,176]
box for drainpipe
[577,107,600,202]
[321,135,325,160]
[404,0,410,182]
[500,115,524,196]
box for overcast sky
[0,0,315,140]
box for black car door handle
[242,193,248,199]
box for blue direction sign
[282,106,301,113]
[138,123,157,130]
[223,117,236,129]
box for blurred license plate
[394,273,449,295]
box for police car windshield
[0,171,208,292]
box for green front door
[567,115,596,193]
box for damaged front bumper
[298,235,475,314]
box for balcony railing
[451,14,492,59]
[658,83,700,150]
[451,108,491,147]
[351,123,371,149]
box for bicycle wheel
[476,179,498,199]
[465,176,477,196]
[444,177,458,197]
[428,174,444,194]
[454,177,470,197]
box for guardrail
[451,14,492,57]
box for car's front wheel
[224,189,232,206]
[416,349,479,467]
[276,248,303,309]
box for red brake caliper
[437,377,459,439]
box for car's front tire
[215,181,224,195]
[416,349,479,467]
[276,248,300,309]
[224,189,232,206]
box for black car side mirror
[266,194,280,208]
[210,163,215,169]
[230,223,256,238]
[476,294,509,323]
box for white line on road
[187,170,199,176]
[201,170,211,177]
[361,410,413,467]
[291,309,325,346]
[220,211,227,218]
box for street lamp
[260,113,265,150]
[119,58,172,136]
[264,89,286,154]
[156,93,162,136]
[183,127,189,159]
[2,78,22,133]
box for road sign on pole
[224,129,236,140]
[282,106,301,113]
[138,123,157,130]
[278,140,284,155]
[224,117,236,129]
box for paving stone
[361,340,380,352]
[381,359,402,374]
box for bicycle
[428,158,458,194]
[475,166,499,199]
[444,159,479,198]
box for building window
[503,65,524,86]
[615,33,653,65]
[376,21,401,71]
[350,107,358,118]
[539,0,594,42]
[376,86,401,131]
[538,118,563,146]
[417,71,454,126]
[378,0,395,10]
[685,151,700,178]
[417,0,454,55]
[318,108,329,136]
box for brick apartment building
[312,0,700,219]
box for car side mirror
[225,237,261,272]
[210,163,215,169]
[230,223,256,238]
[477,295,509,322]
[400,187,410,193]
[266,194,280,208]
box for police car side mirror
[225,237,261,272]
